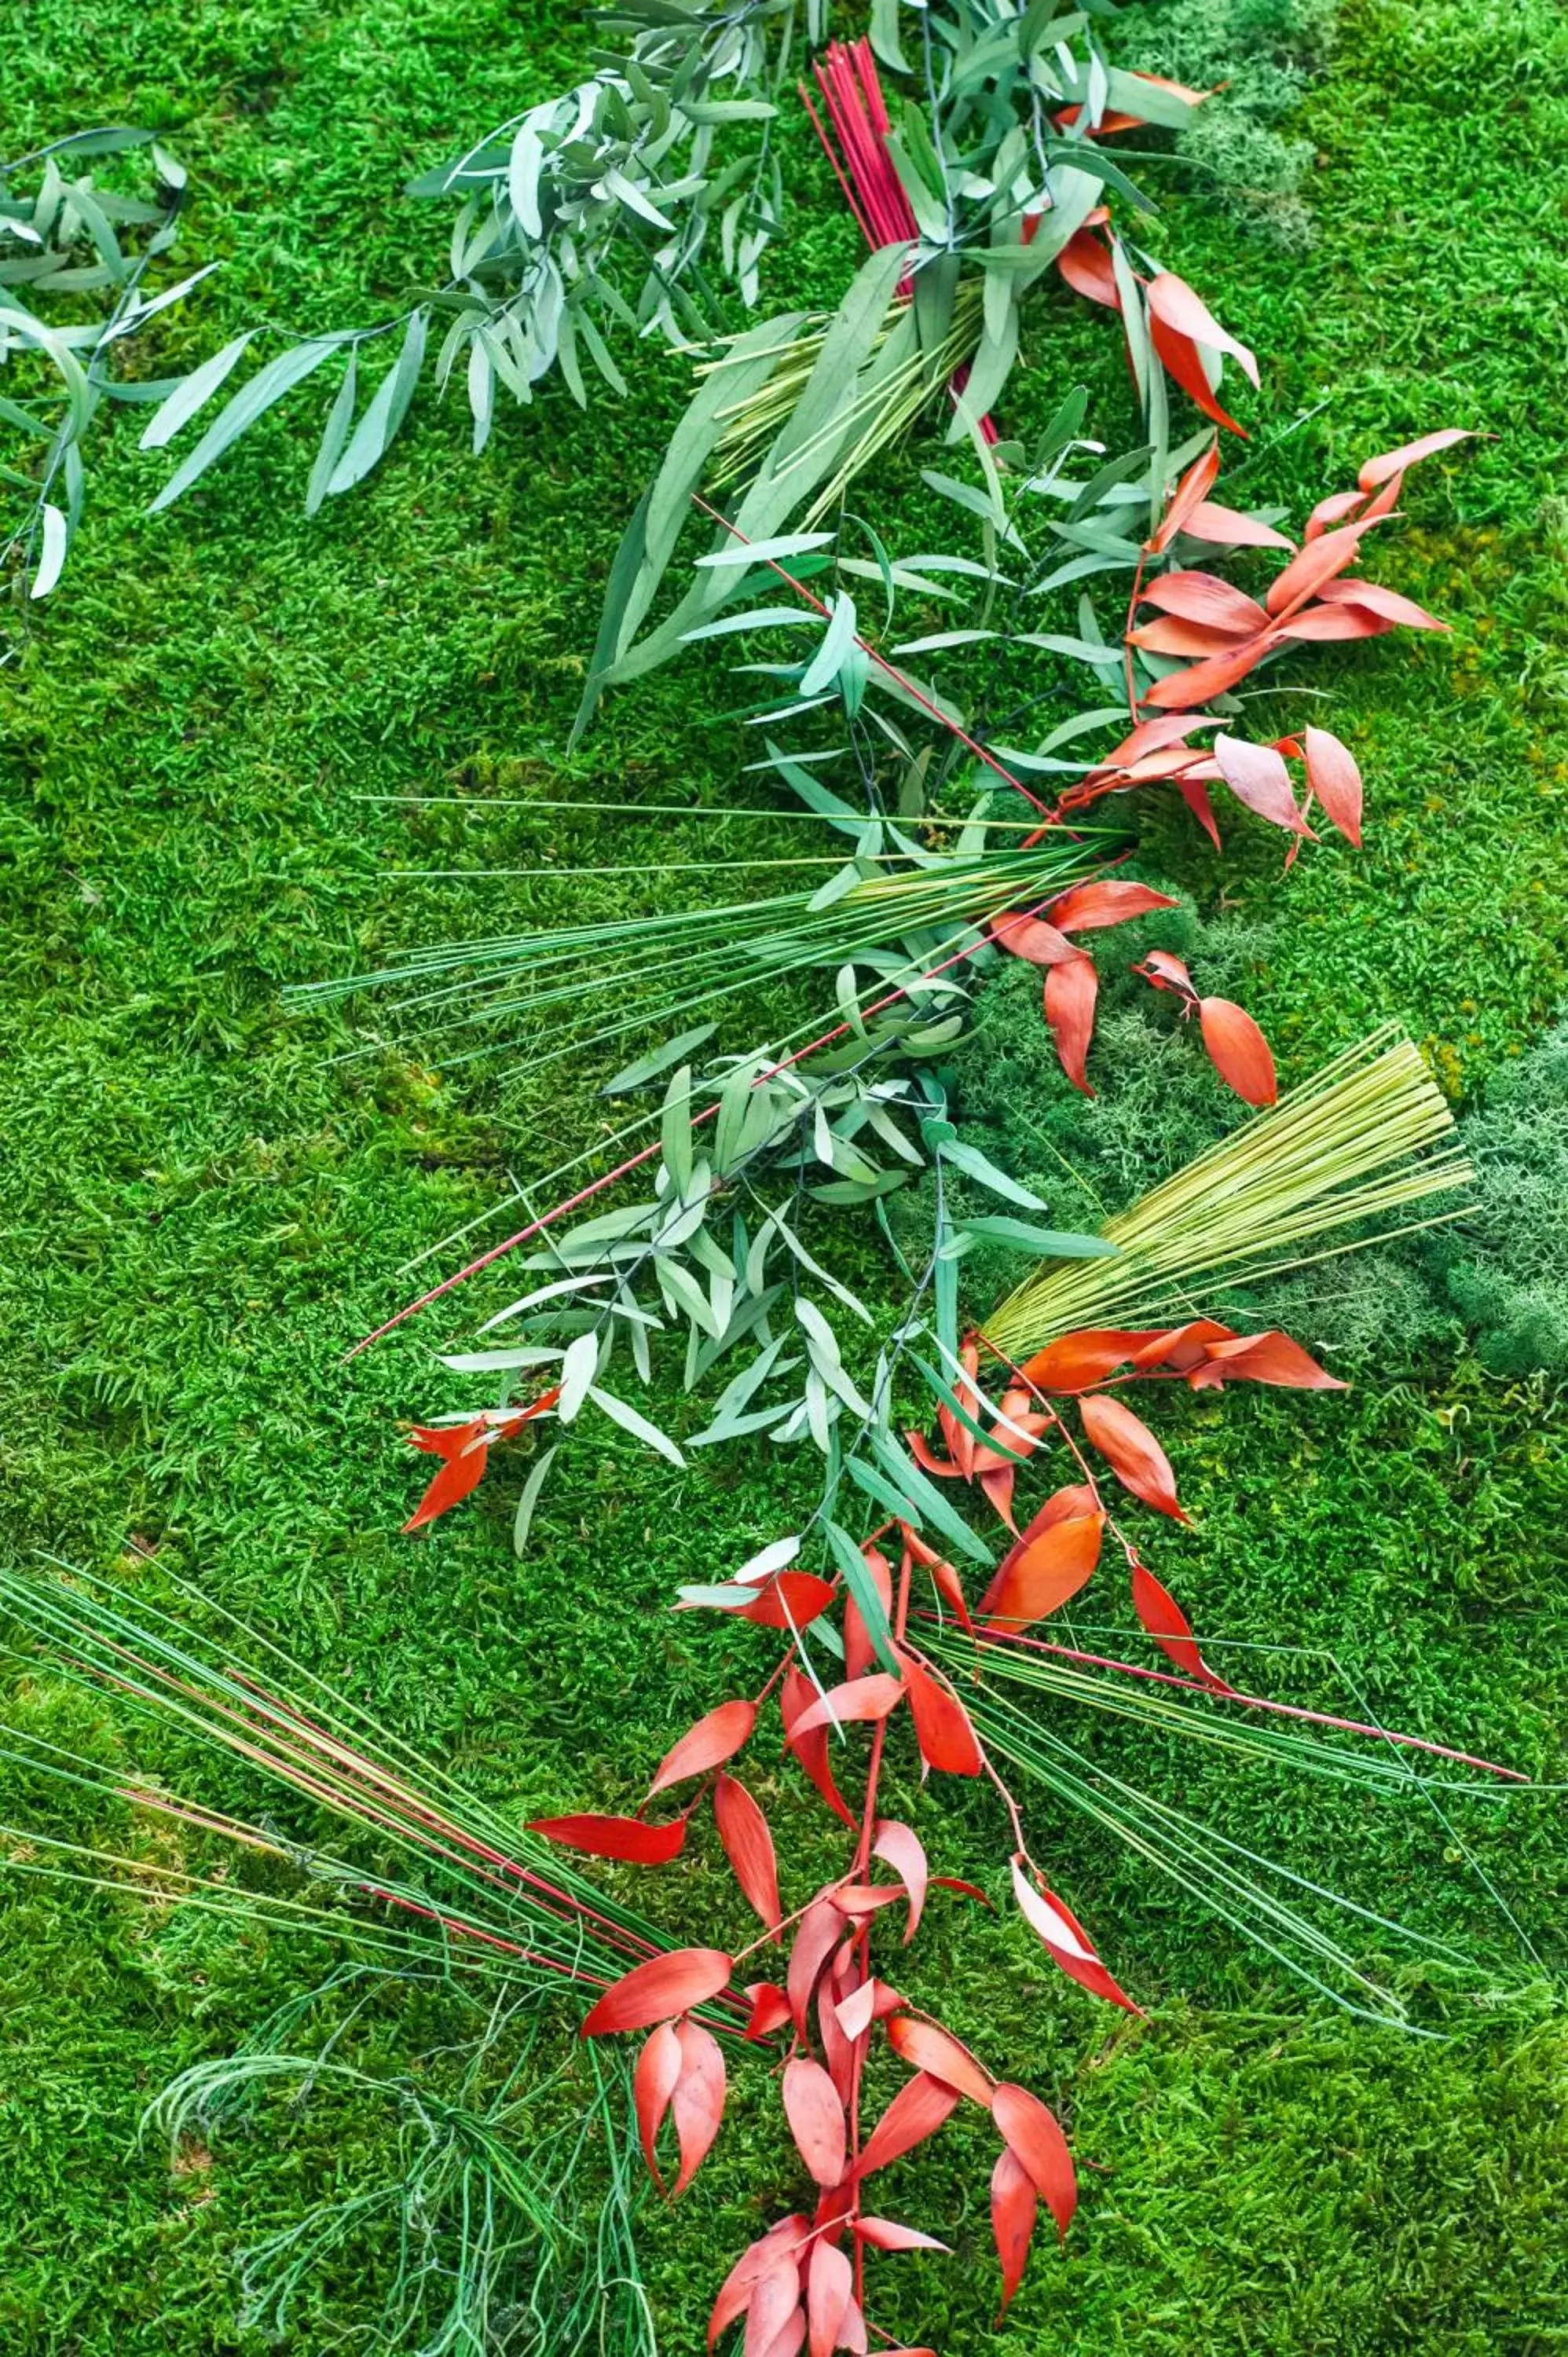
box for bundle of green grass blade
[290,833,1112,1078]
[983,1028,1472,1356]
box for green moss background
[2,0,1566,2349]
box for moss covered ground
[2,0,1566,2348]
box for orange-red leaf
[855,2216,950,2253]
[725,1573,838,1629]
[1317,577,1446,631]
[871,1818,929,1943]
[787,1898,846,2037]
[1009,1856,1141,2013]
[1141,630,1273,708]
[1130,614,1256,659]
[1056,226,1119,309]
[1199,996,1277,1106]
[981,1512,1104,1630]
[1079,1393,1187,1522]
[1213,734,1311,836]
[708,2220,810,2351]
[782,1668,858,1829]
[987,910,1079,967]
[403,1417,491,1531]
[1015,1332,1160,1392]
[1130,1560,1233,1691]
[991,2083,1077,2239]
[714,1773,782,1941]
[854,2072,961,2179]
[581,1946,732,2036]
[1264,515,1391,618]
[1139,570,1271,635]
[844,1546,895,1681]
[1145,271,1259,385]
[742,2257,800,2357]
[807,2239,853,2357]
[1148,310,1248,436]
[672,2018,727,2197]
[1302,725,1363,845]
[1357,425,1473,491]
[1149,438,1220,554]
[529,1812,687,1865]
[744,1981,793,2040]
[887,2015,995,2108]
[1044,956,1097,1095]
[789,1674,904,1742]
[899,1653,983,1776]
[1190,1328,1346,1390]
[635,2020,683,2190]
[1303,486,1367,540]
[991,2146,1038,2318]
[648,1699,757,1798]
[784,2055,848,2189]
[1047,880,1180,933]
[1182,497,1292,550]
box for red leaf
[904,1429,963,1478]
[714,1774,782,1941]
[403,1417,491,1532]
[1275,603,1395,644]
[744,1981,793,2040]
[807,2239,853,2357]
[1177,774,1222,849]
[1134,948,1196,999]
[855,2217,950,2253]
[991,2146,1038,2319]
[714,1573,838,1630]
[980,1511,1104,1631]
[1199,997,1278,1106]
[787,1898,847,2037]
[835,1976,903,2042]
[1190,1329,1346,1390]
[648,1699,757,1798]
[1304,486,1367,540]
[708,2220,810,2352]
[1182,498,1293,550]
[1009,1856,1141,2013]
[1130,1560,1232,1691]
[1264,515,1392,619]
[1145,271,1259,386]
[581,1946,732,2036]
[784,2055,848,2189]
[834,1883,907,1918]
[899,1653,982,1776]
[1357,426,1473,492]
[1131,1319,1236,1373]
[1149,438,1221,554]
[789,1674,904,1741]
[1047,880,1180,933]
[1044,956,1097,1094]
[886,2015,995,2108]
[871,1818,929,1943]
[1139,570,1271,635]
[844,1545,895,1681]
[672,2018,727,2197]
[854,2073,961,2179]
[782,1669,858,1829]
[1213,735,1311,837]
[1056,227,1119,310]
[1130,614,1258,659]
[979,1462,1017,1530]
[925,1553,973,1634]
[1301,725,1363,845]
[991,2082,1078,2238]
[1014,1332,1160,1392]
[982,1482,1101,1608]
[1079,1393,1187,1522]
[744,2260,802,2357]
[1317,577,1446,631]
[1148,310,1248,436]
[634,2021,683,2190]
[1141,631,1274,708]
[987,910,1079,967]
[529,1813,687,1865]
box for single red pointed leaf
[1199,996,1277,1107]
[1056,226,1119,309]
[979,1461,1017,1530]
[648,1699,757,1798]
[1190,1328,1346,1389]
[1130,1560,1233,1691]
[1264,515,1393,618]
[1148,310,1248,436]
[1139,570,1271,634]
[403,1417,490,1531]
[844,1546,895,1681]
[1145,271,1259,385]
[807,2240,852,2357]
[949,1342,980,1479]
[980,1482,1101,1617]
[671,2018,727,2198]
[1130,1319,1236,1373]
[634,2021,683,2190]
[1009,1856,1141,2013]
[1149,438,1221,554]
[886,2015,995,2108]
[1212,734,1312,836]
[1097,713,1212,766]
[818,1970,856,2105]
[835,1975,903,2042]
[782,1669,858,1829]
[1175,773,1222,848]
[991,2146,1038,2318]
[932,1875,993,1906]
[987,910,1079,967]
[1182,497,1293,550]
[713,1773,782,1941]
[991,2083,1078,2238]
[1047,880,1180,933]
[834,1884,906,1918]
[581,1946,733,2036]
[855,2216,951,2254]
[1044,956,1097,1095]
[981,1512,1105,1631]
[708,2220,810,2351]
[1359,468,1405,522]
[833,2297,867,2357]
[787,1898,847,2037]
[1134,948,1196,999]
[789,1674,904,1742]
[1317,577,1446,631]
[699,1573,837,1629]
[1357,425,1473,492]
[743,2260,801,2357]
[1130,615,1255,659]
[1079,1393,1187,1522]
[854,2072,961,2179]
[1275,602,1395,643]
[1301,725,1363,845]
[1303,486,1367,540]
[899,1652,983,1776]
[1014,1332,1160,1392]
[784,2055,848,2189]
[529,1813,687,1865]
[904,1428,963,1478]
[744,1981,793,2040]
[1141,630,1274,707]
[871,1819,929,1943]
[924,1552,973,1634]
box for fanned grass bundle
[984,1028,1471,1357]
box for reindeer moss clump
[1431,1018,1568,1377]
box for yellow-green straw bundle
[984,1027,1472,1357]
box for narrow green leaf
[149,339,335,511]
[138,332,255,451]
